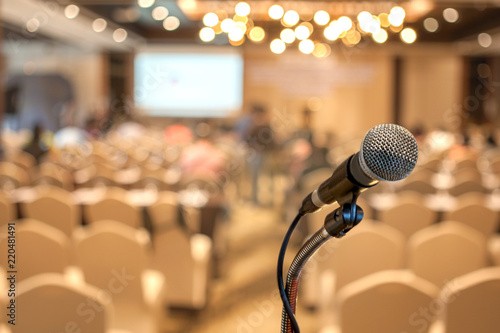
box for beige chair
[0,192,16,226]
[84,188,142,228]
[407,221,487,287]
[309,221,406,323]
[429,267,500,333]
[488,235,500,266]
[442,202,499,237]
[32,162,74,190]
[447,179,488,196]
[73,220,164,333]
[12,273,117,333]
[452,167,482,185]
[322,221,406,291]
[399,179,437,195]
[146,191,180,233]
[152,227,212,310]
[0,219,71,281]
[0,161,30,189]
[20,186,79,237]
[378,201,437,238]
[320,270,439,333]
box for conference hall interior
[1,0,500,332]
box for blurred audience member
[22,124,48,164]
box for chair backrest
[399,179,437,195]
[379,202,437,238]
[0,192,16,226]
[337,270,439,333]
[439,267,500,333]
[442,203,499,236]
[84,190,142,228]
[13,273,111,333]
[73,220,150,303]
[21,190,79,237]
[407,221,487,287]
[488,236,500,266]
[0,219,70,281]
[147,191,179,232]
[152,228,196,304]
[448,179,487,196]
[322,221,406,291]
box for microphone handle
[300,155,374,214]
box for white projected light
[134,52,244,118]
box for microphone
[300,123,419,214]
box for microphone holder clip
[281,196,364,333]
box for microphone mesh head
[360,124,419,181]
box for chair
[305,221,406,315]
[84,188,142,228]
[20,186,79,237]
[442,202,499,237]
[452,166,482,185]
[320,270,439,333]
[407,221,487,287]
[32,162,74,190]
[378,201,437,238]
[0,161,30,189]
[146,191,180,233]
[0,219,71,281]
[152,227,212,310]
[447,179,488,196]
[73,220,164,333]
[488,235,500,266]
[399,179,437,195]
[12,273,116,333]
[0,192,16,226]
[429,267,500,333]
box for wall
[400,52,463,133]
[243,44,394,144]
[3,41,107,129]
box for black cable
[277,211,304,333]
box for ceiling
[3,0,500,50]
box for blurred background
[1,0,500,333]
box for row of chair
[0,186,203,233]
[0,218,213,321]
[300,219,500,312]
[318,266,500,333]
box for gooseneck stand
[281,203,364,333]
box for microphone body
[299,124,419,214]
[300,153,376,214]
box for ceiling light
[248,26,265,43]
[64,5,80,19]
[235,2,250,16]
[138,0,155,8]
[270,39,286,54]
[268,5,284,20]
[400,28,417,43]
[200,27,215,42]
[478,33,492,48]
[203,13,219,27]
[152,6,169,21]
[423,18,439,32]
[163,16,180,31]
[283,10,300,27]
[298,39,314,54]
[113,28,128,42]
[280,28,296,44]
[443,8,459,23]
[92,18,107,32]
[372,29,388,43]
[314,10,330,26]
